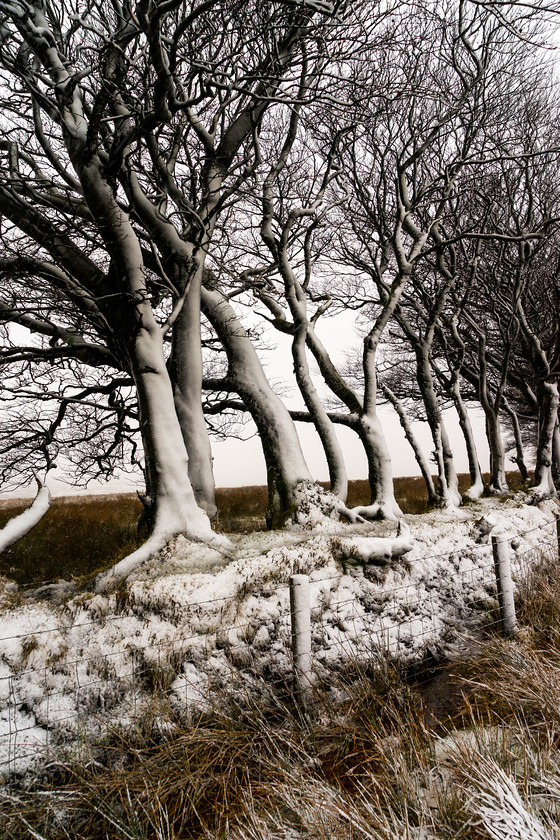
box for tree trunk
[552,420,560,490]
[503,399,528,483]
[381,383,439,506]
[484,410,508,493]
[96,319,227,590]
[305,327,404,517]
[291,322,348,502]
[130,321,215,542]
[0,479,51,553]
[70,153,216,557]
[533,380,559,497]
[355,414,403,520]
[440,421,461,504]
[415,345,459,506]
[201,286,313,527]
[356,336,403,520]
[171,271,217,520]
[451,380,484,499]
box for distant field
[0,473,526,587]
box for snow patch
[0,496,557,778]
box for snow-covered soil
[0,494,558,778]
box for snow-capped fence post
[290,574,313,704]
[491,535,517,636]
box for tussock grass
[516,545,560,648]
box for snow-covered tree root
[344,500,403,523]
[0,478,51,553]
[95,530,233,592]
[285,480,409,529]
[334,520,414,566]
[286,481,368,530]
[464,479,485,502]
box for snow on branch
[0,478,51,553]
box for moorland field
[0,473,526,586]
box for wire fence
[0,513,559,778]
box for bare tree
[0,0,343,580]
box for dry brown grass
[4,633,560,840]
[0,659,434,840]
[0,494,144,586]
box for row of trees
[0,0,559,572]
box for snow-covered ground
[0,494,558,778]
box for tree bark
[201,286,313,527]
[503,399,528,483]
[0,480,51,553]
[355,414,403,520]
[356,331,403,519]
[74,159,216,558]
[171,271,217,521]
[484,410,508,493]
[451,380,484,499]
[128,319,215,543]
[415,344,460,506]
[552,421,560,489]
[305,324,402,518]
[381,383,439,506]
[533,380,559,497]
[290,319,348,503]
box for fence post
[555,512,560,560]
[290,574,313,702]
[491,534,517,636]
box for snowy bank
[0,495,558,778]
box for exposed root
[286,481,411,529]
[95,531,234,592]
[464,481,485,501]
[527,484,557,505]
[334,520,414,566]
[286,480,366,530]
[345,500,403,522]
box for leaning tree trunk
[484,410,508,494]
[355,336,403,520]
[355,416,403,520]
[276,249,347,502]
[381,383,439,506]
[130,321,215,543]
[475,333,509,494]
[290,319,348,503]
[96,316,224,590]
[201,286,313,528]
[171,270,217,521]
[533,380,559,497]
[416,345,460,507]
[552,421,560,490]
[451,379,484,500]
[304,324,402,518]
[0,479,51,553]
[72,157,216,553]
[440,419,461,503]
[503,399,528,483]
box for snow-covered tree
[0,0,347,573]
